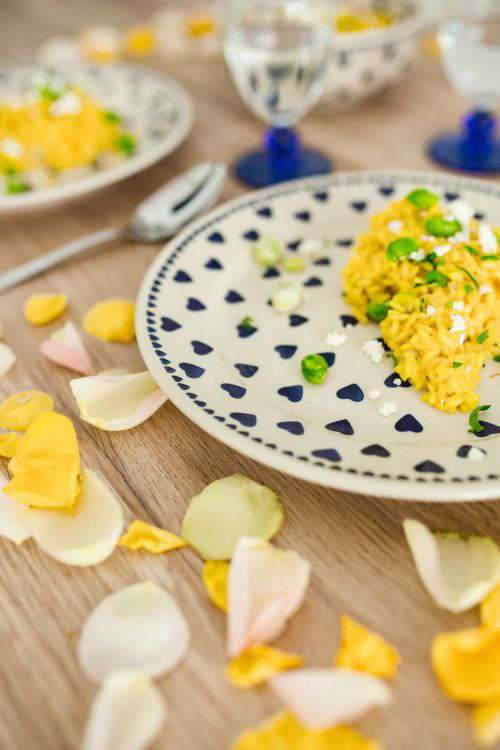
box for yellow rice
[343,192,500,414]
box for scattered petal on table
[0,432,21,458]
[23,468,123,566]
[182,474,284,561]
[0,474,30,545]
[82,671,166,750]
[227,536,310,657]
[79,26,122,63]
[37,35,82,64]
[202,560,229,612]
[270,668,391,730]
[124,26,156,56]
[40,321,94,375]
[432,627,500,703]
[23,293,68,326]
[119,520,186,554]
[78,581,190,683]
[335,614,400,679]
[0,390,54,431]
[5,411,81,510]
[70,370,167,431]
[403,519,500,613]
[83,299,135,342]
[471,701,500,748]
[225,645,303,688]
[232,711,381,750]
[481,585,500,630]
[0,342,16,377]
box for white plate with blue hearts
[0,61,193,214]
[137,171,500,502]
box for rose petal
[225,645,303,688]
[82,671,166,750]
[0,343,16,377]
[0,390,54,431]
[270,668,391,730]
[0,474,30,544]
[227,536,310,657]
[70,371,167,431]
[335,614,400,679]
[119,520,186,554]
[432,627,500,703]
[77,581,189,683]
[0,432,21,458]
[83,299,135,342]
[403,519,500,613]
[37,36,82,64]
[182,474,284,561]
[23,468,123,566]
[232,711,381,750]
[481,585,500,630]
[24,293,68,326]
[202,560,229,612]
[40,322,94,375]
[471,701,500,748]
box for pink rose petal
[40,322,94,375]
[227,536,310,657]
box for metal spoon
[0,162,227,292]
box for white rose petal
[37,36,82,65]
[0,342,16,377]
[40,321,93,375]
[0,475,30,545]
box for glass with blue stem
[428,7,500,173]
[223,0,334,187]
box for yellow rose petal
[83,299,135,342]
[5,411,81,510]
[226,645,303,688]
[119,520,186,554]
[336,614,400,679]
[124,25,155,56]
[232,711,380,750]
[202,560,229,612]
[24,293,68,326]
[185,14,215,38]
[481,585,500,631]
[0,432,21,458]
[432,627,500,704]
[0,390,54,431]
[472,701,500,747]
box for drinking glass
[428,4,500,172]
[223,0,333,187]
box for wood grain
[0,2,499,749]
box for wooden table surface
[0,2,499,749]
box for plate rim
[0,60,194,214]
[136,169,500,503]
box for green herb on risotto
[415,269,449,287]
[426,217,462,237]
[482,254,499,261]
[406,188,439,210]
[465,284,475,294]
[104,110,122,124]
[239,316,254,331]
[387,237,419,261]
[116,133,136,156]
[468,404,491,435]
[477,331,490,344]
[465,244,479,256]
[366,301,389,322]
[455,265,479,289]
[452,362,463,369]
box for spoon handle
[0,226,126,292]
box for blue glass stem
[428,109,500,173]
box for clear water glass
[223,0,333,187]
[428,6,500,172]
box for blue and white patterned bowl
[137,171,500,502]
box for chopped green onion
[407,188,439,210]
[283,255,306,273]
[477,331,489,344]
[468,404,491,435]
[465,284,475,294]
[425,217,462,237]
[5,172,29,194]
[104,110,122,124]
[482,254,499,261]
[38,84,61,102]
[301,353,328,385]
[252,236,284,268]
[455,265,479,289]
[116,133,136,156]
[387,237,419,261]
[465,244,479,256]
[416,269,449,287]
[452,362,463,369]
[366,301,389,323]
[239,316,254,331]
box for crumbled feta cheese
[434,244,452,257]
[49,91,82,117]
[378,401,397,417]
[368,388,381,400]
[393,378,402,386]
[426,305,436,317]
[479,284,493,296]
[271,283,303,313]
[0,137,24,159]
[299,238,323,257]
[452,231,469,243]
[362,338,385,364]
[468,446,485,462]
[409,249,425,262]
[452,301,464,311]
[448,200,474,226]
[450,314,466,333]
[459,333,466,346]
[325,330,348,347]
[387,220,403,233]
[478,223,497,254]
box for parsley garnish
[452,362,463,369]
[477,331,489,344]
[483,254,499,261]
[468,404,491,435]
[104,110,122,124]
[116,133,136,156]
[240,316,254,331]
[465,244,479,256]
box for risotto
[343,188,500,414]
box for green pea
[407,188,439,210]
[425,217,462,237]
[387,237,419,261]
[366,301,389,322]
[301,353,328,385]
